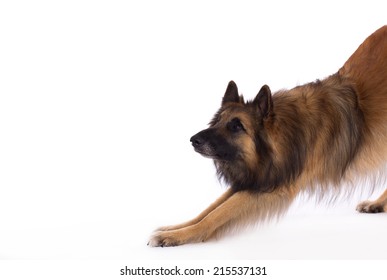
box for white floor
[1,187,386,260]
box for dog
[148,25,387,247]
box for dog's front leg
[148,187,295,247]
[156,188,234,232]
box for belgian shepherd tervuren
[148,26,387,247]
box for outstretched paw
[148,225,208,247]
[147,231,181,247]
[356,201,385,213]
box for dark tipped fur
[205,74,365,193]
[149,26,387,247]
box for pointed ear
[253,85,273,118]
[222,81,239,105]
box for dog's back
[340,25,387,99]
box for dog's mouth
[193,146,218,159]
[193,145,234,161]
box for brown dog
[148,26,387,247]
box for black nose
[190,135,203,148]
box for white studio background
[0,0,386,260]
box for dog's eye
[227,118,245,133]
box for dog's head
[190,81,275,191]
[190,81,273,163]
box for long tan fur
[148,26,387,247]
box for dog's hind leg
[148,187,297,247]
[356,189,387,213]
[156,188,234,232]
